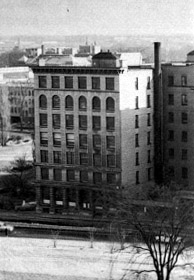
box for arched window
[52,95,60,109]
[92,96,101,111]
[106,97,115,112]
[79,96,87,111]
[65,95,74,110]
[39,94,47,109]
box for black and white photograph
[0,0,194,279]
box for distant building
[78,42,101,55]
[29,51,154,215]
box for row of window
[39,94,115,112]
[10,98,34,106]
[168,112,188,124]
[168,130,189,142]
[168,75,187,87]
[168,166,188,179]
[168,94,188,106]
[40,114,115,131]
[41,168,117,184]
[40,150,116,167]
[40,133,115,149]
[9,90,34,97]
[135,150,152,165]
[135,95,151,109]
[169,148,188,160]
[11,107,34,115]
[135,114,151,128]
[39,76,115,90]
[135,132,151,147]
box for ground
[0,236,194,280]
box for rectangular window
[182,131,188,142]
[168,94,174,105]
[80,171,88,183]
[147,113,151,126]
[93,154,101,166]
[106,117,115,131]
[65,76,73,89]
[66,151,74,165]
[106,77,115,90]
[53,133,61,147]
[40,150,48,163]
[136,171,139,184]
[107,136,115,150]
[52,114,61,129]
[66,133,74,147]
[182,112,188,124]
[79,134,87,149]
[181,94,188,106]
[51,76,60,88]
[42,187,50,204]
[66,115,74,129]
[93,172,102,184]
[93,134,101,149]
[168,130,174,141]
[135,134,139,147]
[79,115,87,130]
[182,167,188,179]
[78,76,87,89]
[135,152,139,166]
[80,153,88,165]
[67,169,75,181]
[53,151,62,163]
[147,131,151,145]
[148,150,151,163]
[92,77,100,90]
[107,173,116,184]
[169,148,174,159]
[168,112,174,123]
[41,168,49,180]
[182,149,188,160]
[168,76,174,87]
[53,169,62,181]
[135,96,139,109]
[40,114,47,127]
[93,116,101,130]
[181,75,187,86]
[107,155,115,167]
[135,115,139,128]
[147,76,151,89]
[39,76,47,88]
[147,95,151,108]
[135,77,138,90]
[40,132,48,146]
[168,166,175,178]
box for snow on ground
[0,237,193,280]
[0,140,33,170]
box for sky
[0,0,194,37]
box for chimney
[154,42,163,183]
[41,44,45,55]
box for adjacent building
[29,50,154,215]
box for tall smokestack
[154,42,163,183]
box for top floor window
[106,97,115,112]
[168,76,174,87]
[181,94,188,106]
[39,76,47,88]
[92,96,101,111]
[52,95,60,109]
[92,77,100,90]
[51,76,60,88]
[65,95,74,110]
[78,77,87,89]
[65,76,73,89]
[181,75,187,86]
[106,78,115,90]
[39,94,47,109]
[147,76,151,89]
[79,96,87,111]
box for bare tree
[0,85,10,146]
[115,184,194,280]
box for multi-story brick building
[29,51,154,215]
[162,51,194,186]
